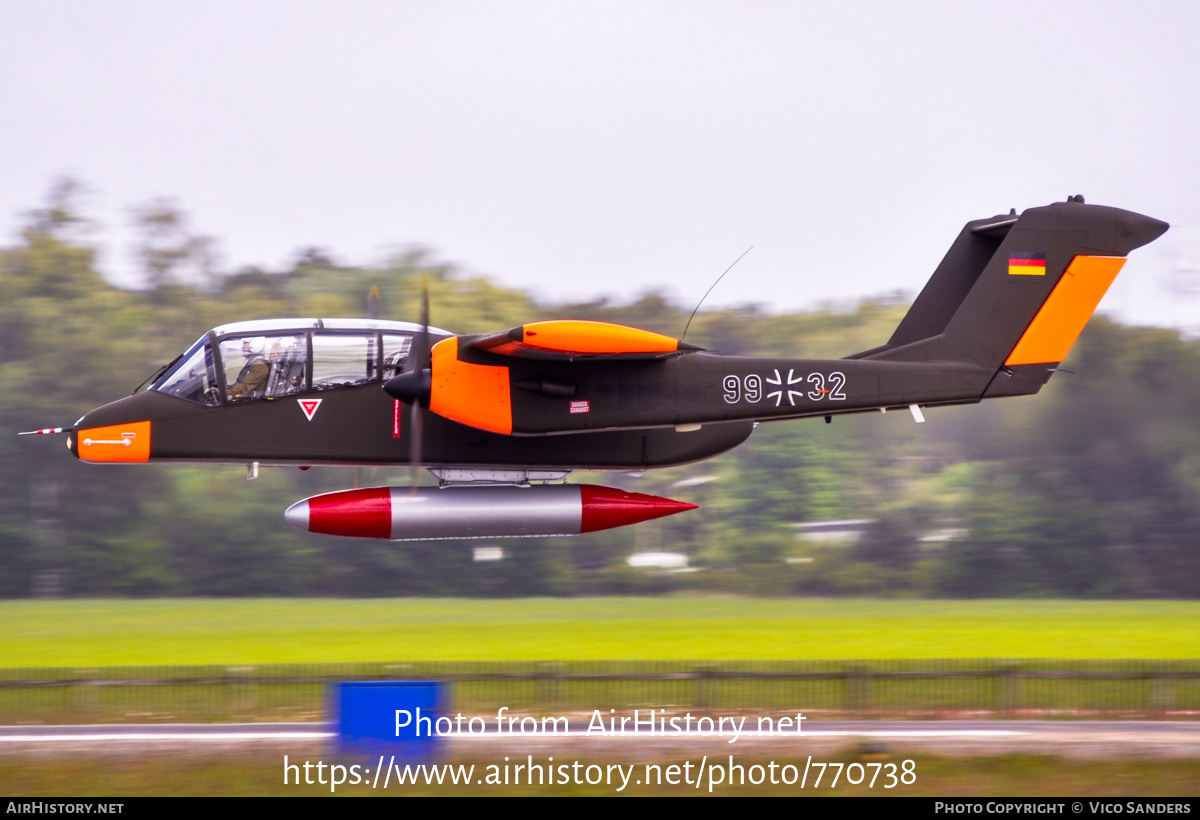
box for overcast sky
[2,1,1197,328]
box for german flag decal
[1009,252,1047,276]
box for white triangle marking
[298,399,323,421]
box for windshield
[151,336,220,405]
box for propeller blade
[411,277,431,374]
[409,404,424,491]
[366,285,381,320]
[407,277,431,492]
[385,277,433,403]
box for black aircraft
[24,197,1168,541]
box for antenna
[681,246,753,341]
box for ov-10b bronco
[24,197,1168,541]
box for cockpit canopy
[149,318,452,406]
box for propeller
[356,286,384,490]
[383,279,433,488]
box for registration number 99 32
[722,370,847,407]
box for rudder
[852,197,1168,396]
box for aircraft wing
[419,320,700,435]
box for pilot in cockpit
[226,337,270,400]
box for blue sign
[333,681,448,761]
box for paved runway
[2,721,1199,758]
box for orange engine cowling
[427,336,513,435]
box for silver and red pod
[284,484,697,541]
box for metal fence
[1,660,1198,724]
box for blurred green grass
[2,598,1198,666]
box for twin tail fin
[850,196,1168,398]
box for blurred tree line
[2,180,1199,599]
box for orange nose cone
[578,485,698,533]
[77,421,151,463]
